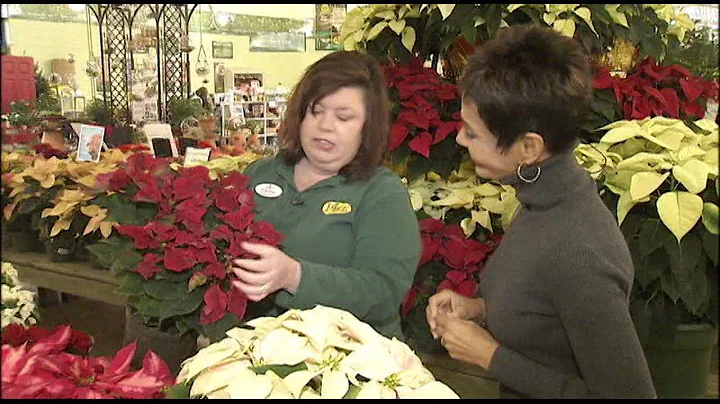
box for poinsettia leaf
[408,132,433,158]
[159,288,205,321]
[117,272,146,296]
[679,78,703,104]
[108,340,138,375]
[111,250,144,276]
[165,382,192,399]
[201,312,242,343]
[144,279,188,301]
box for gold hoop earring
[517,163,541,183]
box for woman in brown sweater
[425,25,657,399]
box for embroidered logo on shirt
[322,201,352,215]
[255,183,283,198]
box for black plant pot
[9,230,42,253]
[123,306,198,377]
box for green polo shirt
[242,154,421,339]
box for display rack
[232,89,286,145]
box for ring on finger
[260,283,267,294]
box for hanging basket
[123,306,198,376]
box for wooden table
[2,250,127,306]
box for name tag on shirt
[322,201,352,215]
[255,183,283,198]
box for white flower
[1,262,19,286]
[177,305,459,399]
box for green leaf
[201,312,242,343]
[86,243,117,268]
[461,21,477,45]
[343,384,363,399]
[144,279,188,301]
[680,258,708,316]
[252,363,308,378]
[374,10,396,20]
[656,191,704,242]
[164,382,192,399]
[633,243,669,289]
[639,219,674,258]
[116,272,146,296]
[507,4,524,13]
[159,288,204,321]
[110,250,143,275]
[701,228,718,267]
[665,233,702,279]
[702,202,719,235]
[401,26,416,52]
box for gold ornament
[592,37,638,75]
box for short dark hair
[278,50,390,181]
[460,24,592,154]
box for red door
[1,55,36,114]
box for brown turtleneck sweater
[479,151,656,398]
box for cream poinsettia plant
[575,116,718,240]
[171,305,459,399]
[407,160,520,237]
[1,262,39,329]
[575,116,718,330]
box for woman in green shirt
[231,51,422,340]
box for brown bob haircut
[278,50,390,181]
[460,24,593,154]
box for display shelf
[2,250,126,306]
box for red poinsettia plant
[33,143,69,159]
[593,57,719,121]
[85,152,283,343]
[384,57,465,181]
[401,218,501,316]
[1,324,174,399]
[400,218,501,351]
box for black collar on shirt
[500,149,593,211]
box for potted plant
[575,116,719,398]
[85,153,284,374]
[168,305,459,399]
[167,98,205,135]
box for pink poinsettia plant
[1,324,174,399]
[86,152,283,343]
[401,218,501,318]
[594,57,719,121]
[384,57,462,159]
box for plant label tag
[183,147,211,166]
[255,183,283,198]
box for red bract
[117,225,160,250]
[1,325,173,399]
[33,143,69,159]
[227,286,249,319]
[200,284,229,325]
[593,57,719,121]
[163,247,196,272]
[105,152,284,330]
[402,219,501,317]
[135,253,163,280]
[384,58,461,158]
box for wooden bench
[2,250,127,306]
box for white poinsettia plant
[171,305,459,399]
[1,262,39,329]
[575,117,718,326]
[407,160,520,237]
[575,116,718,240]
